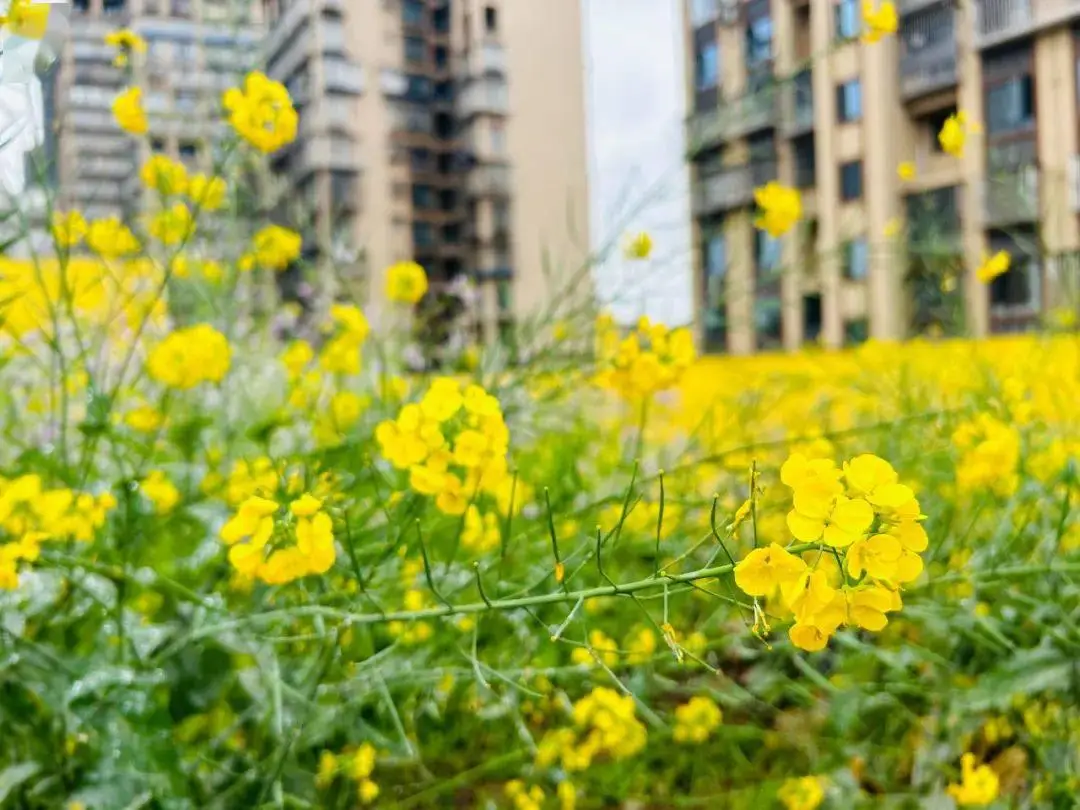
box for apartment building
[261,0,590,343]
[44,0,262,222]
[685,0,1080,354]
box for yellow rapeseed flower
[385,261,429,304]
[777,775,826,810]
[104,28,147,67]
[147,323,231,389]
[624,231,653,260]
[51,210,88,248]
[240,224,302,271]
[112,87,149,135]
[140,154,189,196]
[149,203,196,245]
[976,250,1010,284]
[87,216,140,258]
[222,71,298,153]
[189,174,227,211]
[947,753,1000,806]
[861,0,897,43]
[0,0,50,39]
[938,111,969,157]
[140,470,180,515]
[753,182,801,238]
[897,161,916,181]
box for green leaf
[0,762,40,805]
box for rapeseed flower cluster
[952,413,1021,497]
[947,753,1000,806]
[0,475,116,588]
[146,324,231,390]
[220,492,335,585]
[672,696,722,743]
[734,452,927,651]
[535,687,647,773]
[376,378,514,519]
[594,315,695,400]
[222,71,298,153]
[314,743,379,803]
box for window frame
[836,79,862,123]
[839,160,863,202]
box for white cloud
[584,0,692,327]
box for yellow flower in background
[241,224,302,271]
[976,250,1010,284]
[385,261,429,304]
[104,28,147,67]
[87,216,140,258]
[624,231,653,260]
[189,174,227,211]
[147,323,231,389]
[938,110,969,157]
[112,87,149,135]
[897,161,916,181]
[861,0,897,43]
[672,696,722,744]
[883,217,902,238]
[200,259,224,283]
[51,210,88,248]
[149,203,195,245]
[140,155,189,196]
[0,0,50,39]
[947,753,1000,806]
[223,71,298,153]
[777,775,826,810]
[753,182,802,238]
[140,470,180,515]
[125,404,164,433]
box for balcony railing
[975,0,1080,49]
[467,165,512,198]
[687,85,777,153]
[692,160,777,216]
[897,0,943,13]
[268,25,314,84]
[323,60,364,95]
[983,164,1039,227]
[459,77,509,117]
[778,71,813,137]
[457,43,507,77]
[900,43,957,99]
[296,136,358,174]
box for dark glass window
[695,41,719,90]
[836,79,861,122]
[840,160,863,201]
[986,75,1034,135]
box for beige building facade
[685,0,1080,354]
[48,0,263,222]
[262,0,591,344]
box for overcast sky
[584,0,692,327]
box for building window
[402,0,424,26]
[404,37,426,64]
[840,160,863,201]
[803,294,822,342]
[926,107,956,152]
[844,318,869,345]
[755,297,783,350]
[413,222,435,247]
[755,229,782,278]
[484,5,498,33]
[695,41,719,91]
[412,185,435,209]
[986,75,1034,135]
[746,16,773,67]
[794,134,815,188]
[842,237,869,280]
[836,79,861,122]
[405,74,433,102]
[178,140,197,158]
[703,228,727,352]
[834,0,859,40]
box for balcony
[267,25,314,84]
[457,43,507,77]
[687,85,777,153]
[323,59,364,95]
[778,71,813,137]
[897,0,946,13]
[982,164,1039,227]
[467,165,512,198]
[692,160,777,216]
[67,109,117,132]
[975,0,1080,49]
[460,76,509,118]
[900,43,957,99]
[289,136,358,175]
[78,156,134,181]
